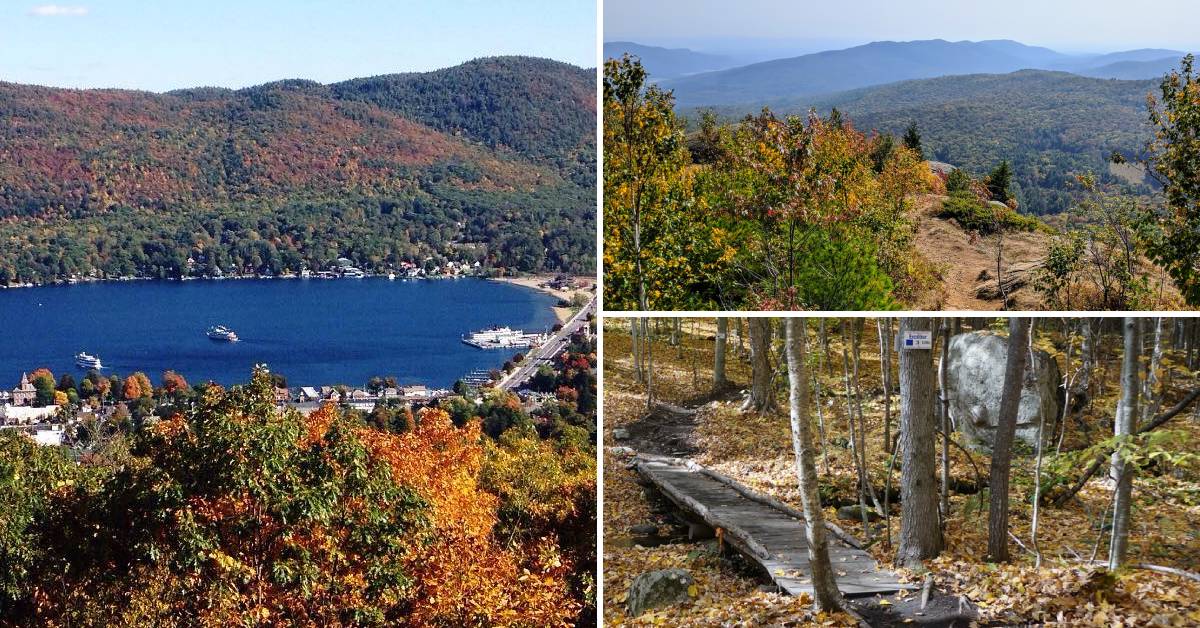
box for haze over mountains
[602,42,741,79]
[607,39,1189,107]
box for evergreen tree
[828,107,845,129]
[946,168,972,194]
[987,160,1014,203]
[902,122,923,159]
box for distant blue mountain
[656,39,1189,108]
[1077,57,1186,80]
[603,41,738,79]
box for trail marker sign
[897,330,933,351]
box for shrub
[937,192,1040,234]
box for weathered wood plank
[636,454,918,598]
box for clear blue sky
[3,1,596,91]
[606,0,1200,56]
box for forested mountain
[601,42,737,79]
[332,56,595,169]
[1077,57,1184,80]
[702,70,1158,215]
[657,39,1186,107]
[0,56,595,282]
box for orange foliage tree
[13,367,580,627]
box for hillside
[700,70,1159,215]
[0,56,596,281]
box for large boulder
[944,331,1060,452]
[626,568,694,616]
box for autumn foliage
[1,367,585,626]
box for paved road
[499,294,594,391]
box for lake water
[0,278,558,389]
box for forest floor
[603,319,1200,626]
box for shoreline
[489,275,595,324]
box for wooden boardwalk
[634,454,919,598]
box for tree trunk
[878,318,893,454]
[631,318,644,384]
[785,317,843,612]
[938,318,952,523]
[813,327,830,475]
[1141,317,1164,426]
[744,318,777,413]
[987,317,1031,563]
[645,318,655,410]
[896,317,944,567]
[714,317,728,391]
[841,322,875,531]
[1109,317,1140,570]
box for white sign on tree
[897,330,933,350]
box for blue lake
[0,278,558,389]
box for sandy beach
[492,274,595,323]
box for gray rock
[836,505,881,522]
[945,331,1060,452]
[630,523,658,535]
[626,568,694,616]
[612,427,631,440]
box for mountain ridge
[647,39,1189,107]
[0,56,596,280]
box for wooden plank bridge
[634,454,919,598]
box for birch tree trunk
[631,318,644,384]
[1109,317,1140,570]
[785,317,843,612]
[714,317,728,391]
[896,317,944,567]
[987,317,1031,563]
[645,318,655,410]
[938,318,952,522]
[878,318,893,454]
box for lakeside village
[0,249,584,289]
[0,321,594,449]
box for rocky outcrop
[626,568,695,616]
[944,331,1060,452]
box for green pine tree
[987,160,1013,203]
[902,122,923,159]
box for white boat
[75,352,103,369]
[206,325,239,342]
[388,272,396,280]
[462,325,543,349]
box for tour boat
[462,325,542,349]
[206,325,240,342]
[75,352,103,369]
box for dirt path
[911,195,1048,310]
